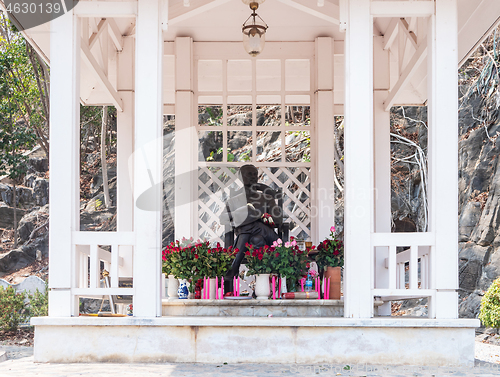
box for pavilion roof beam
[383,18,399,50]
[108,19,124,52]
[169,0,232,26]
[81,41,124,111]
[399,18,417,50]
[370,1,434,18]
[276,0,340,25]
[384,40,427,111]
[89,19,108,50]
[74,1,138,17]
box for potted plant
[162,243,179,299]
[313,226,344,299]
[245,243,277,299]
[196,242,237,299]
[165,238,200,299]
[271,237,308,293]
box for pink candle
[221,277,224,299]
[278,278,281,298]
[215,276,219,300]
[237,277,240,297]
[207,277,210,299]
[272,276,276,300]
[203,277,206,299]
[301,278,305,292]
[327,278,330,300]
[233,276,236,296]
[317,277,320,300]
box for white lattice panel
[198,166,311,243]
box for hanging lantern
[241,1,268,57]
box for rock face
[457,89,500,319]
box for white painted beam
[371,1,435,17]
[81,41,124,111]
[428,0,459,319]
[108,19,124,52]
[174,37,197,240]
[276,0,340,25]
[169,0,232,25]
[133,0,164,318]
[88,19,108,50]
[399,18,417,50]
[49,8,80,317]
[343,0,373,319]
[384,40,427,111]
[314,37,335,244]
[74,1,138,17]
[383,18,399,50]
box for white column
[373,36,392,316]
[117,36,135,277]
[343,0,374,318]
[314,38,336,244]
[174,37,197,239]
[117,91,134,277]
[427,0,459,319]
[48,11,80,317]
[133,0,164,317]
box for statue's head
[240,164,258,186]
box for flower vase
[282,276,288,295]
[324,266,341,299]
[167,275,179,299]
[254,274,270,300]
[177,279,189,299]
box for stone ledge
[162,298,347,306]
[31,316,480,328]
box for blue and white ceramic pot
[178,279,189,299]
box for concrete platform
[31,316,479,365]
[161,298,379,317]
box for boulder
[0,233,47,273]
[0,204,27,229]
[28,157,48,173]
[32,178,49,206]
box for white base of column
[32,317,478,365]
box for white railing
[372,232,434,301]
[73,231,135,297]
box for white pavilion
[8,0,494,365]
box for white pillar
[174,37,197,239]
[343,0,374,318]
[133,0,164,317]
[428,0,459,319]
[314,37,336,244]
[373,36,392,316]
[117,91,134,277]
[48,11,80,317]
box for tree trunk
[13,183,18,249]
[101,106,111,208]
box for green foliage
[0,286,27,331]
[0,16,50,155]
[27,286,48,318]
[313,227,344,271]
[0,283,48,332]
[480,278,500,328]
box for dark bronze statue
[220,164,282,279]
